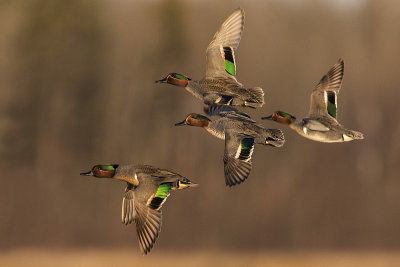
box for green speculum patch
[327,92,337,118]
[225,60,236,76]
[238,138,254,160]
[327,101,337,118]
[154,183,172,199]
[223,47,236,76]
[241,138,254,150]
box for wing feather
[309,59,344,120]
[206,8,245,79]
[121,184,135,225]
[133,202,162,255]
[223,130,254,187]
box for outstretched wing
[132,180,174,255]
[122,183,135,225]
[309,59,344,120]
[130,166,196,254]
[205,8,245,79]
[223,130,254,187]
[133,201,162,255]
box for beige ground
[1,249,400,267]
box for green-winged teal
[80,164,197,254]
[155,8,264,113]
[175,112,284,186]
[262,59,364,143]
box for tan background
[0,0,399,265]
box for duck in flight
[262,59,364,143]
[81,164,197,254]
[156,8,264,114]
[175,111,284,186]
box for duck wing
[308,59,344,120]
[133,200,162,255]
[132,179,174,255]
[223,130,254,187]
[205,8,244,80]
[122,183,135,225]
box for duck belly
[299,129,344,143]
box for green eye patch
[100,165,116,171]
[278,111,292,118]
[191,114,211,121]
[173,73,189,80]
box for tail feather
[264,128,285,147]
[350,130,364,140]
[245,86,265,108]
[175,177,198,189]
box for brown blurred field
[0,0,400,265]
[1,249,400,267]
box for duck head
[262,111,296,125]
[155,73,191,87]
[80,164,119,178]
[175,113,211,128]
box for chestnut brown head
[80,164,119,178]
[174,113,211,128]
[155,73,191,87]
[262,111,296,125]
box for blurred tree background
[0,0,399,254]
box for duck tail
[350,130,364,140]
[176,177,198,189]
[244,86,265,108]
[263,128,285,147]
